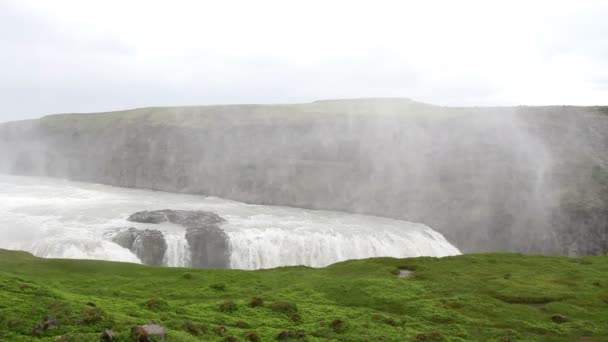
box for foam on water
[224,215,458,269]
[0,174,460,269]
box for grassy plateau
[0,249,607,341]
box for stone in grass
[277,330,293,340]
[100,329,114,342]
[82,307,104,324]
[289,312,302,323]
[210,283,227,291]
[269,301,298,314]
[214,326,228,336]
[145,297,169,312]
[277,330,307,340]
[235,321,251,329]
[219,300,238,313]
[131,323,167,341]
[414,332,445,341]
[329,319,346,333]
[551,314,568,323]
[184,321,205,336]
[246,332,261,342]
[32,317,59,335]
[249,297,264,307]
[371,313,398,326]
[398,269,414,278]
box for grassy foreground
[0,250,607,341]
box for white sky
[1,0,608,121]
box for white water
[158,222,192,267]
[0,174,460,269]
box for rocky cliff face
[1,99,606,255]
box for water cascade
[0,174,460,269]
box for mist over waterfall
[0,174,459,269]
[0,99,606,257]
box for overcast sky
[1,0,608,122]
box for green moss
[144,297,169,312]
[245,331,261,342]
[329,319,347,333]
[219,300,238,313]
[184,320,205,336]
[210,283,227,291]
[248,297,264,308]
[0,249,607,341]
[269,301,298,315]
[414,332,445,341]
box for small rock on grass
[101,329,114,341]
[131,323,167,341]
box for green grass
[0,250,607,341]
[32,98,449,130]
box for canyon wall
[1,99,606,255]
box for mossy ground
[0,250,606,341]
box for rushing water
[0,174,460,269]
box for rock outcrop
[185,225,230,268]
[109,228,167,265]
[131,323,166,341]
[127,209,230,268]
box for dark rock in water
[110,227,138,249]
[32,317,59,335]
[131,323,167,341]
[128,211,170,224]
[100,329,114,341]
[127,209,229,268]
[133,229,167,265]
[110,228,167,266]
[186,226,230,268]
[169,210,225,227]
[128,209,224,226]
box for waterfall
[162,232,191,267]
[226,223,459,269]
[0,174,460,269]
[30,237,141,263]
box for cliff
[1,98,607,255]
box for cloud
[1,0,607,122]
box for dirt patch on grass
[493,293,568,305]
[527,303,547,310]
